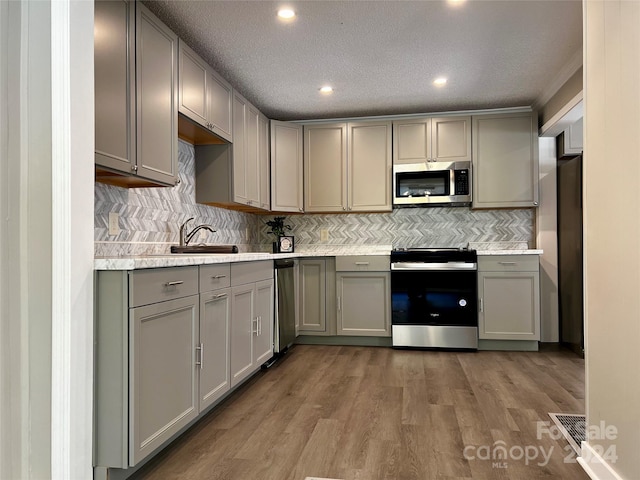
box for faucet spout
[179,218,216,246]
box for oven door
[391,269,477,327]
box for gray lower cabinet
[94,0,178,188]
[230,262,274,387]
[298,258,336,335]
[335,256,391,337]
[478,255,541,340]
[94,261,273,473]
[198,287,231,411]
[129,294,199,466]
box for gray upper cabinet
[195,94,269,211]
[259,114,271,210]
[271,120,303,213]
[472,112,539,208]
[304,121,391,212]
[349,121,393,211]
[136,3,178,185]
[94,0,136,178]
[304,123,348,212]
[95,1,178,188]
[178,40,233,143]
[393,116,471,164]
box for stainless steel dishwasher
[264,259,296,367]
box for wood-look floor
[131,345,589,480]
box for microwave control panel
[454,169,470,195]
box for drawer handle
[354,262,369,266]
[498,262,517,266]
[165,280,184,287]
[212,275,227,279]
[214,293,228,299]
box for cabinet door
[136,3,178,185]
[478,271,540,340]
[206,69,233,142]
[304,123,348,212]
[349,121,392,212]
[298,259,326,332]
[232,93,248,204]
[431,116,471,163]
[472,112,539,208]
[393,118,430,164]
[199,288,231,411]
[178,41,208,127]
[129,295,199,466]
[245,104,261,206]
[258,114,271,210]
[230,283,255,387]
[336,272,390,336]
[271,120,303,212]
[94,0,136,174]
[254,279,274,366]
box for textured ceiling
[143,0,583,121]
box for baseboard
[578,441,624,480]
[477,340,539,351]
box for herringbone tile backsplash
[95,140,533,256]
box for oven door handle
[391,262,477,271]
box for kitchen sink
[170,245,239,254]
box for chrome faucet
[179,218,216,246]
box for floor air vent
[548,413,585,455]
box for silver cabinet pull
[253,317,259,334]
[479,298,484,313]
[212,275,227,279]
[196,343,203,369]
[354,262,369,266]
[165,280,184,287]
[214,293,228,299]
[498,261,517,266]
[258,315,262,336]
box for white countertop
[476,249,543,256]
[94,245,393,270]
[94,244,543,270]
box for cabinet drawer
[478,255,539,272]
[199,263,231,292]
[335,255,390,272]
[231,260,273,286]
[130,266,199,307]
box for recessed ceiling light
[319,86,333,94]
[433,77,447,86]
[277,8,296,19]
[447,0,466,7]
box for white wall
[0,1,94,478]
[581,0,640,478]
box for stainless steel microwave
[393,161,472,207]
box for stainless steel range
[391,248,478,349]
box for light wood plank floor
[132,345,589,480]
